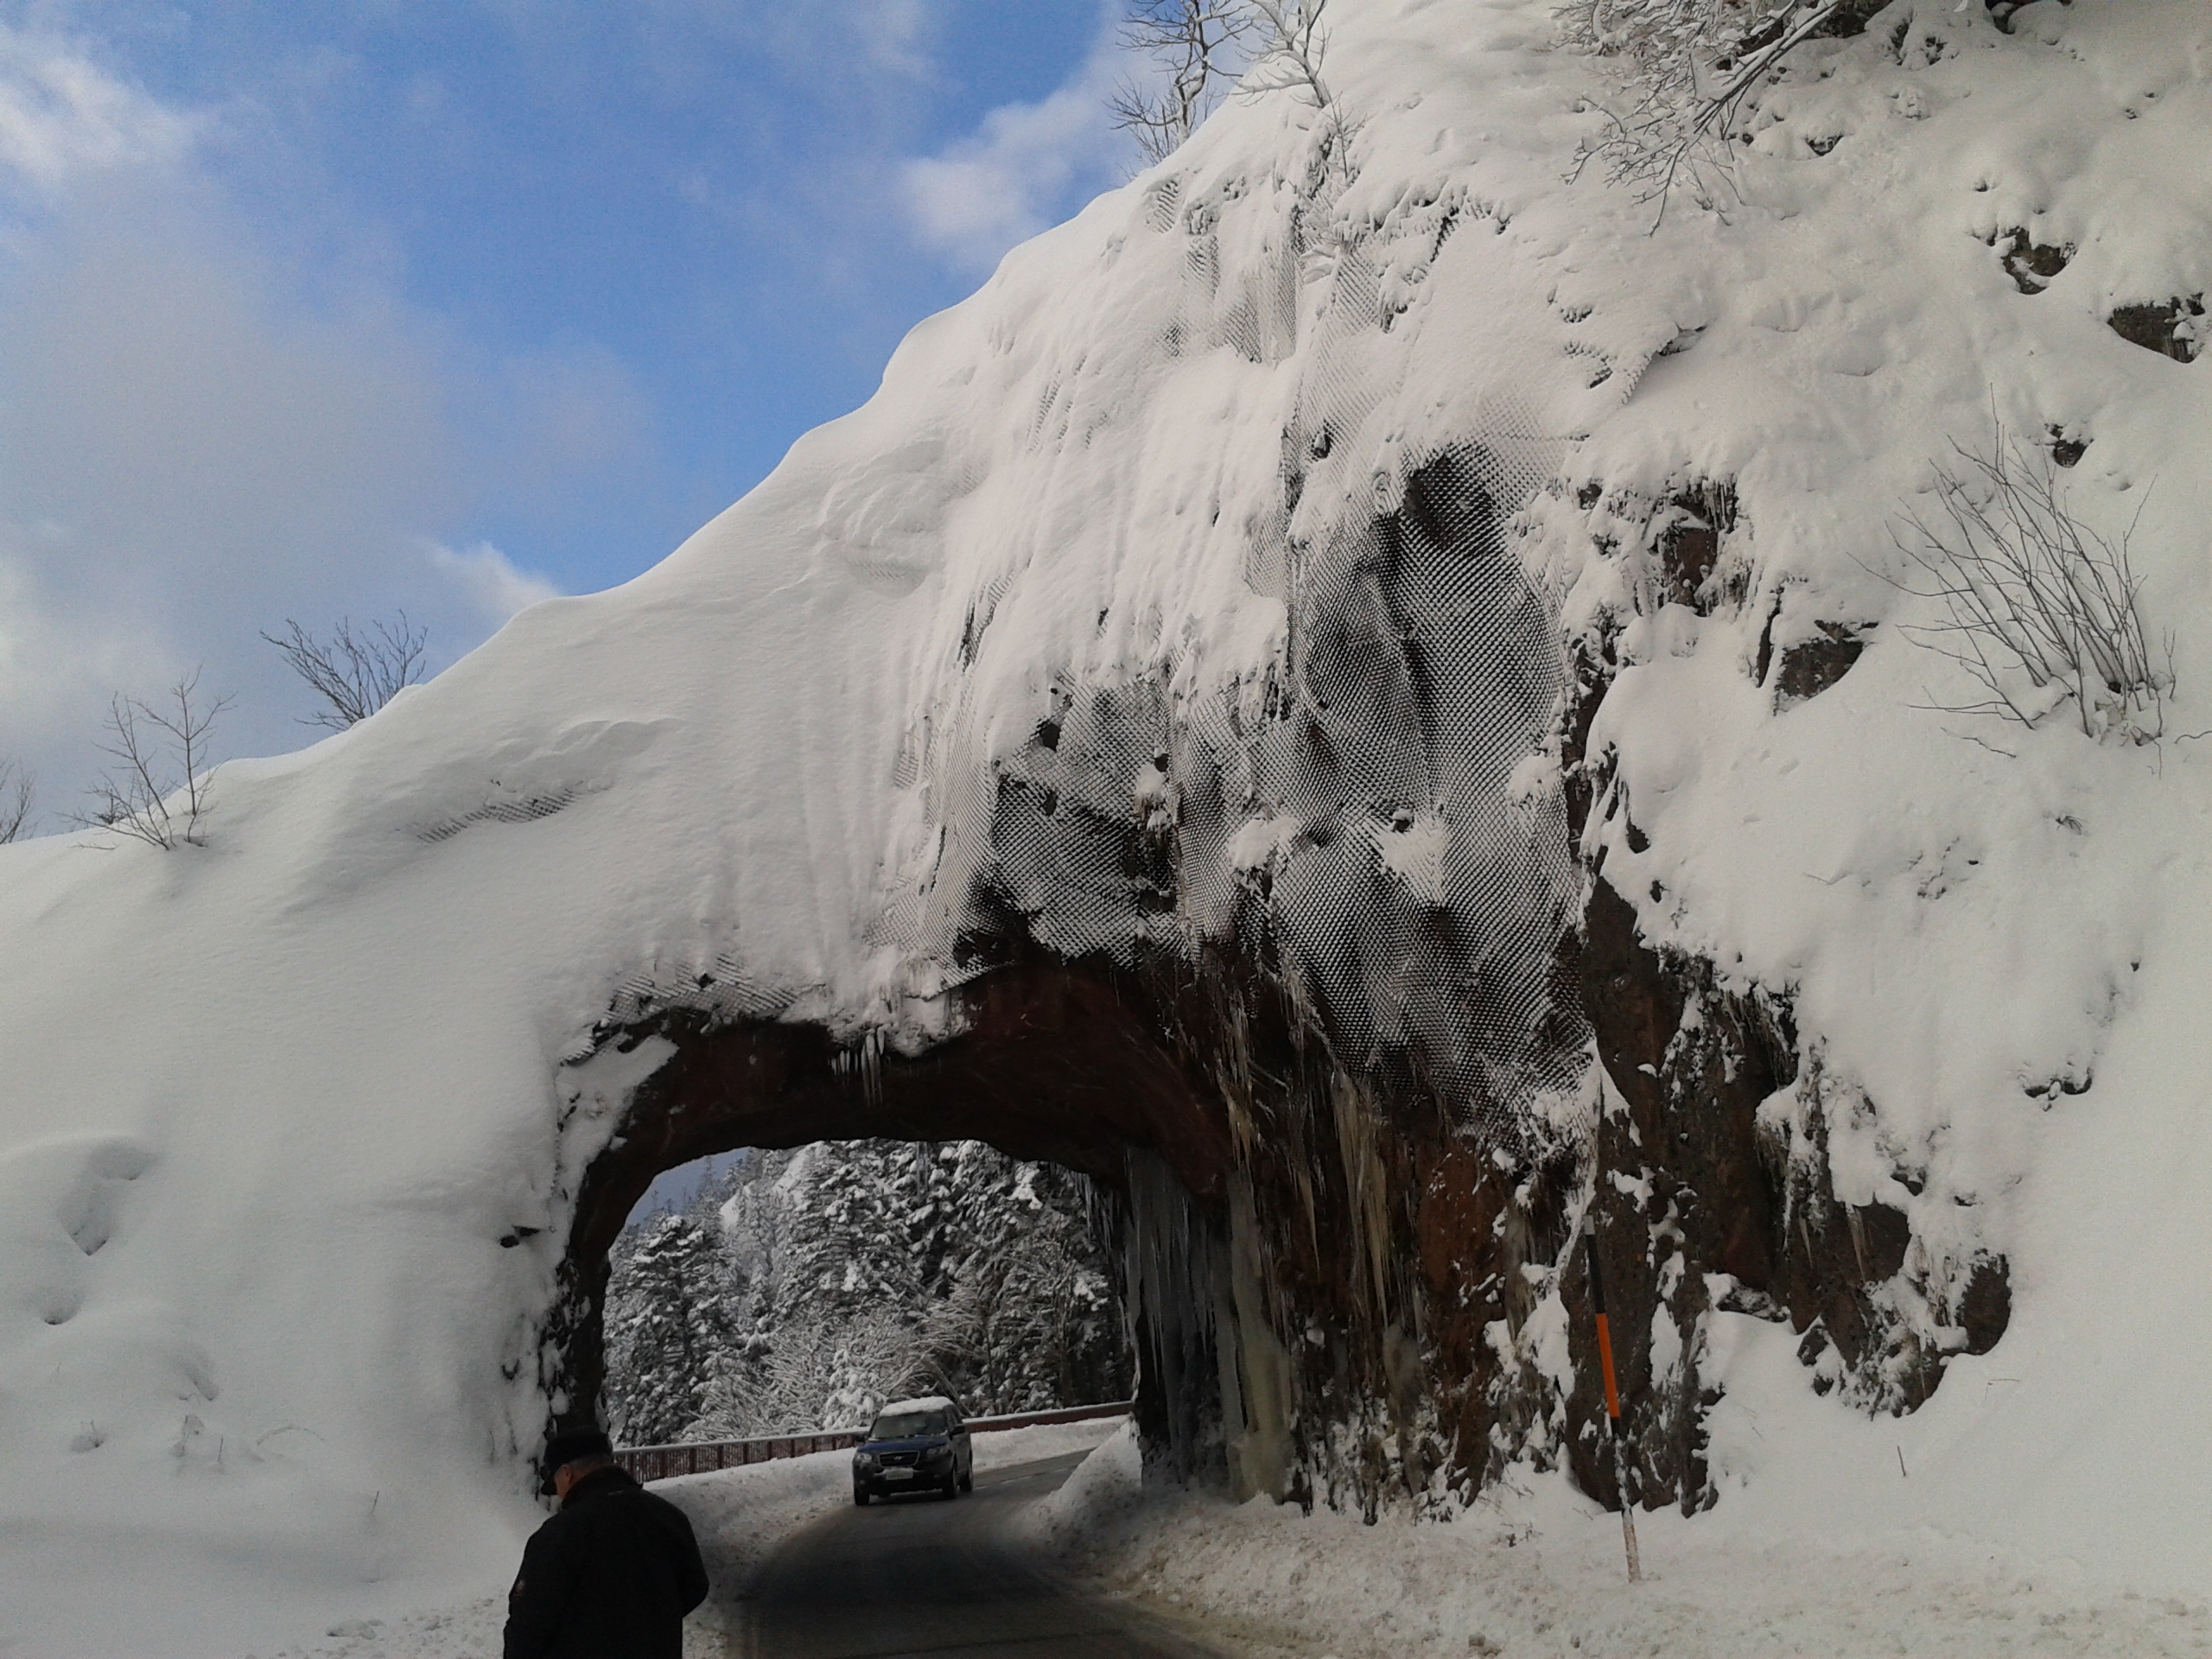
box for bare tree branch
[77,671,233,849]
[0,760,32,844]
[261,612,428,732]
[1109,1,1256,165]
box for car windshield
[869,1408,950,1440]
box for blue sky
[0,1,1138,816]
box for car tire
[958,1471,973,1493]
[941,1476,960,1499]
[853,1486,870,1506]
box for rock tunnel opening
[542,957,1243,1479]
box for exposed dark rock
[1770,621,1872,707]
[1995,229,2072,294]
[1956,1255,2012,1355]
[1656,484,1738,613]
[1567,861,2014,1502]
[2025,1068,2093,1103]
[1986,0,2078,34]
[1563,874,1796,1511]
[1738,0,1885,50]
[2108,296,2206,363]
[1559,630,1617,846]
[2049,427,2088,467]
[1856,1202,1913,1282]
[1815,0,1901,38]
[539,794,2015,1521]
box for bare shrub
[1560,0,1845,221]
[1887,430,2169,743]
[261,612,427,732]
[1110,1,1256,164]
[0,760,32,843]
[80,671,233,849]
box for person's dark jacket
[504,1464,710,1659]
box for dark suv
[851,1396,973,1504]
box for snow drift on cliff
[0,0,2209,1652]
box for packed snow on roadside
[0,0,2207,1654]
[971,1414,1128,1475]
[1030,1427,2212,1659]
[241,1445,851,1659]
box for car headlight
[855,1452,877,1468]
[922,1445,952,1464]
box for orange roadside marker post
[1586,1232,1643,1583]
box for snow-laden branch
[1560,0,1842,222]
[1242,0,1335,109]
[1237,0,1362,213]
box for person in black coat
[504,1427,711,1659]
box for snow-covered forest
[602,1143,1130,1445]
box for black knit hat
[538,1427,613,1495]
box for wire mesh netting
[600,150,1618,1157]
[869,168,1594,1153]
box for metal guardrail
[615,1398,1134,1484]
[963,1400,1135,1433]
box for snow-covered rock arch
[547,963,1241,1466]
[8,2,2212,1649]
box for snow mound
[1037,1462,2212,1659]
[1020,1419,1147,1552]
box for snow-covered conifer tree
[601,1211,741,1444]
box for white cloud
[899,26,1130,276]
[424,540,561,624]
[849,0,932,83]
[0,22,198,190]
[0,27,586,831]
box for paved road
[738,1449,1220,1659]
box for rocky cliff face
[543,461,2003,1522]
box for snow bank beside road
[1033,1431,2212,1659]
[250,1446,854,1659]
[1022,1419,1146,1548]
[659,1449,853,1613]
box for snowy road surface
[740,1450,1217,1659]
